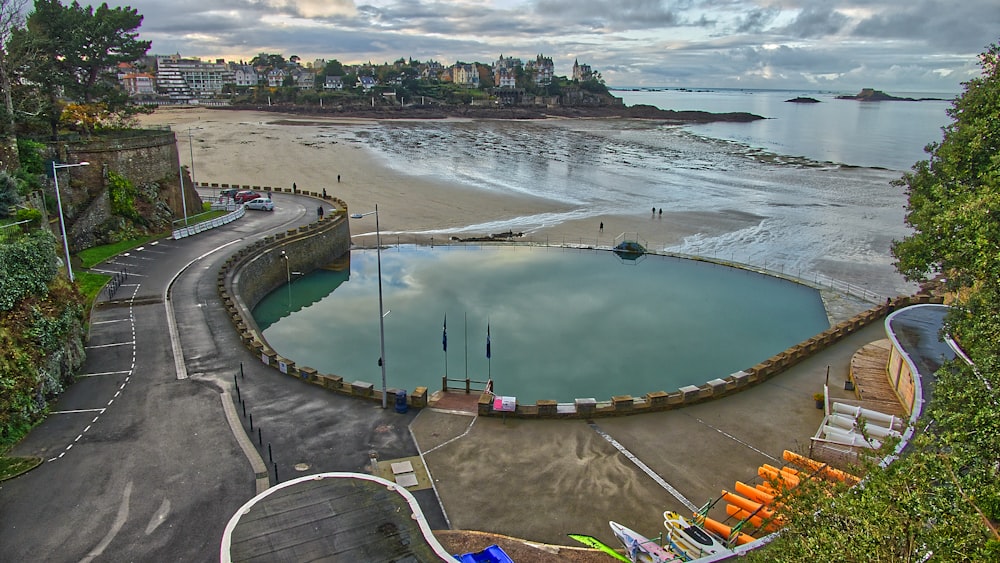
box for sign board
[493,396,516,412]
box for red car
[233,190,260,203]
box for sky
[99,0,998,93]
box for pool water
[254,245,829,403]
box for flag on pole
[442,315,447,352]
[486,323,491,359]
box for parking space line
[78,370,131,378]
[50,408,107,414]
[86,341,136,349]
[92,319,131,325]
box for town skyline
[97,0,997,94]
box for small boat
[662,511,732,559]
[454,543,514,563]
[609,521,680,563]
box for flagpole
[443,314,448,380]
[464,312,468,381]
[487,321,492,380]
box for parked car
[234,190,261,203]
[244,197,274,211]
[219,188,240,200]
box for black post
[242,401,246,417]
[240,362,244,379]
[268,443,273,463]
[249,413,253,431]
[273,462,279,483]
[257,427,262,445]
[236,387,240,402]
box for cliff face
[51,130,202,252]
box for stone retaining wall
[476,293,944,419]
[217,196,941,416]
[218,192,428,409]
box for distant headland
[835,88,946,102]
[222,101,765,124]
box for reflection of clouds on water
[257,247,831,403]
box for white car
[245,197,274,211]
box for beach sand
[139,107,762,251]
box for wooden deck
[848,339,907,418]
[427,390,482,414]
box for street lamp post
[187,127,202,195]
[51,161,90,282]
[176,148,188,226]
[280,250,290,308]
[350,205,388,408]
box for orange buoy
[782,450,860,485]
[735,481,774,505]
[725,504,784,532]
[699,515,756,545]
[721,490,775,520]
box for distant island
[836,88,946,102]
[224,102,766,124]
[786,97,821,103]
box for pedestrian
[317,206,324,218]
[652,207,655,214]
[599,221,604,233]
[337,174,341,183]
[266,190,271,199]
[323,188,327,198]
[659,208,662,216]
[293,182,297,193]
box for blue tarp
[454,543,515,563]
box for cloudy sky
[102,0,997,93]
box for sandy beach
[139,107,762,250]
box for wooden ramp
[848,339,907,418]
[427,390,482,414]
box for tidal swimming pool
[253,245,830,404]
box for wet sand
[139,107,763,250]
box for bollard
[236,387,240,402]
[240,362,244,379]
[268,443,273,463]
[273,462,278,483]
[242,401,246,417]
[257,427,262,445]
[249,413,253,431]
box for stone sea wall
[218,192,942,416]
[218,188,428,409]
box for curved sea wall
[476,292,943,419]
[218,191,429,408]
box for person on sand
[599,221,604,233]
[317,206,324,218]
[659,208,662,217]
[337,174,341,183]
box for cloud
[98,0,997,92]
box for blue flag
[486,323,491,359]
[442,315,447,352]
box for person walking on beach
[599,221,604,233]
[337,174,341,183]
[293,182,297,193]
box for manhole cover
[294,463,310,472]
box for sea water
[331,88,954,297]
[255,246,830,404]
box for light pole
[350,205,388,408]
[51,161,90,282]
[176,146,188,226]
[187,127,202,194]
[280,250,290,308]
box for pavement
[0,188,893,561]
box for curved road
[0,192,437,561]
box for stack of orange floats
[695,450,858,546]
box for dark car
[219,188,240,200]
[234,190,261,203]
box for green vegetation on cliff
[0,229,86,448]
[747,41,1000,562]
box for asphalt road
[0,192,436,562]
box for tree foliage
[11,0,149,138]
[750,40,1000,561]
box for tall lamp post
[350,205,388,408]
[51,161,90,282]
[187,127,202,195]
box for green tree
[13,0,150,138]
[747,40,1000,561]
